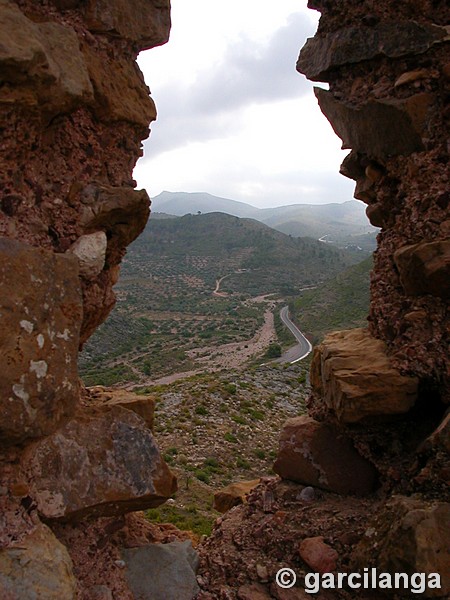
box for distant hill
[151,191,377,250]
[290,255,373,344]
[151,191,261,219]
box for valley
[80,211,366,386]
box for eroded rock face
[0,238,82,444]
[310,328,418,423]
[298,22,449,82]
[298,0,450,395]
[273,415,377,496]
[0,1,173,595]
[22,406,177,520]
[394,240,450,299]
[0,0,164,344]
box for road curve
[278,306,313,364]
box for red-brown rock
[298,536,338,574]
[0,0,94,116]
[22,406,177,520]
[237,583,272,600]
[273,415,377,496]
[0,238,82,445]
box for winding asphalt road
[278,306,313,364]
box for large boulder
[352,496,450,598]
[273,415,377,496]
[311,328,418,423]
[0,238,82,445]
[0,523,77,599]
[22,406,177,520]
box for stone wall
[0,1,177,597]
[298,0,449,397]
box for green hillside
[290,255,373,344]
[133,212,358,296]
[79,213,362,385]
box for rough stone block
[0,523,77,599]
[69,231,107,279]
[0,238,82,445]
[87,387,156,432]
[311,328,418,423]
[0,0,93,114]
[315,88,431,159]
[22,406,177,520]
[82,44,157,126]
[298,536,338,574]
[273,415,377,496]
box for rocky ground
[132,362,310,536]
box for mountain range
[151,191,377,249]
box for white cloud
[134,0,355,208]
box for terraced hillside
[79,213,363,385]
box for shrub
[266,343,282,358]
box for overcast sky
[134,0,355,208]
